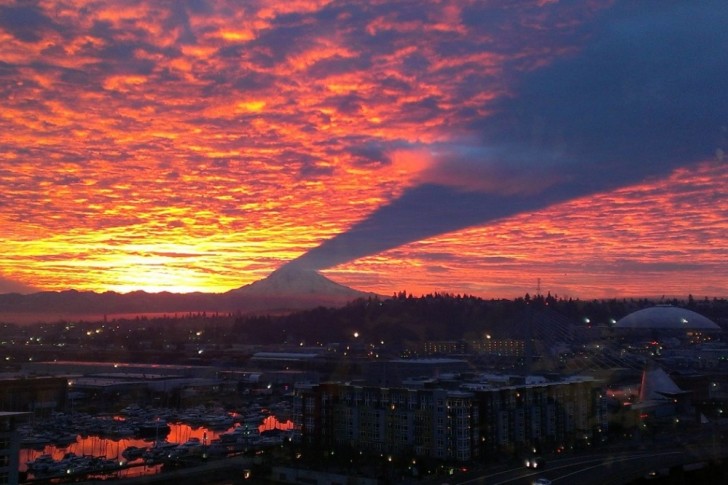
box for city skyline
[1,0,726,299]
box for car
[532,479,552,485]
[524,456,546,469]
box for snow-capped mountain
[225,265,374,311]
[232,265,366,297]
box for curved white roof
[615,305,719,330]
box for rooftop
[615,305,720,330]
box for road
[450,447,725,485]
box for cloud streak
[0,0,725,297]
[289,0,728,271]
[328,162,726,299]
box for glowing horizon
[1,1,726,300]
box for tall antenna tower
[537,278,541,297]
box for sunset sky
[1,0,726,299]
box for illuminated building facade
[423,340,467,355]
[298,383,479,462]
[479,338,525,357]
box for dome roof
[615,305,719,330]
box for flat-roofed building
[0,375,67,416]
[249,352,325,371]
[298,382,479,462]
[476,376,603,455]
[363,358,471,387]
[479,338,525,357]
[297,375,605,464]
[23,361,216,378]
[423,340,466,355]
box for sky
[0,0,726,299]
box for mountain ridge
[0,268,376,322]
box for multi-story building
[476,377,603,455]
[298,383,480,462]
[423,340,467,355]
[478,338,525,357]
[0,412,30,485]
[298,376,605,464]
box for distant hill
[0,268,376,323]
[0,289,221,323]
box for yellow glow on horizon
[2,161,723,297]
[108,277,226,295]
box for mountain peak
[233,265,369,299]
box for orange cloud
[329,161,727,299]
[0,0,723,299]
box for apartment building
[476,377,604,454]
[299,383,480,462]
[297,376,604,463]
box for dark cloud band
[288,0,728,271]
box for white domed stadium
[615,305,720,331]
